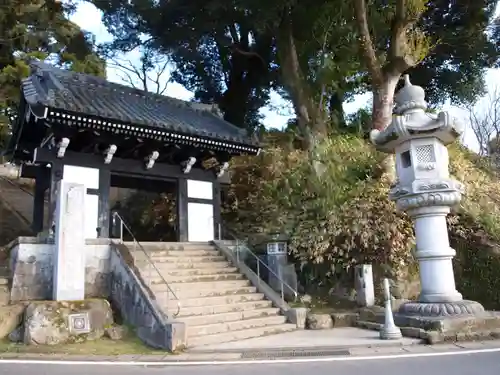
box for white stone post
[370,75,484,317]
[53,181,86,301]
[380,278,402,340]
[355,264,375,307]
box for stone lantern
[370,75,484,317]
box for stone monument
[53,181,86,301]
[370,75,485,318]
[355,264,375,307]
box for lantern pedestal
[410,204,463,303]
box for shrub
[224,135,500,307]
[224,135,415,292]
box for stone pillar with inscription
[370,75,484,317]
[52,181,86,301]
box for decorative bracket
[56,138,70,158]
[216,161,229,178]
[182,157,196,174]
[104,144,117,164]
[145,151,159,170]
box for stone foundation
[4,237,185,351]
[398,300,485,317]
[355,305,500,344]
[7,237,112,301]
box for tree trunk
[372,74,400,183]
[277,13,328,151]
[371,75,399,131]
[329,91,346,130]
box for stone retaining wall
[110,243,186,351]
[7,237,111,301]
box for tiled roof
[21,60,259,147]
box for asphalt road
[1,350,500,375]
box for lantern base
[398,300,485,318]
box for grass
[0,335,168,356]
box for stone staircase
[0,165,49,306]
[0,265,9,306]
[0,176,37,246]
[130,242,296,347]
[0,165,49,246]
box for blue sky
[70,2,500,152]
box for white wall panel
[187,180,213,200]
[63,165,99,189]
[187,202,214,241]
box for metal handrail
[217,223,298,303]
[111,211,181,318]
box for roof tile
[22,60,258,147]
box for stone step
[156,267,240,277]
[188,323,296,347]
[189,315,287,336]
[140,249,222,257]
[166,286,258,299]
[177,300,274,317]
[164,293,266,308]
[167,280,251,290]
[163,269,245,284]
[134,257,231,267]
[0,266,9,279]
[0,285,10,306]
[138,242,214,251]
[149,273,245,284]
[178,307,281,326]
[137,260,233,270]
[138,255,227,263]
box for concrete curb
[186,340,423,354]
[1,340,500,362]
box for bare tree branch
[109,47,172,94]
[463,87,500,156]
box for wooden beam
[33,147,230,183]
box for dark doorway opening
[109,174,177,242]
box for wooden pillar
[176,178,188,242]
[32,166,50,234]
[213,181,221,240]
[97,169,111,238]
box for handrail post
[120,220,123,243]
[279,267,284,303]
[257,260,260,286]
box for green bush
[224,135,415,293]
[224,135,500,307]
